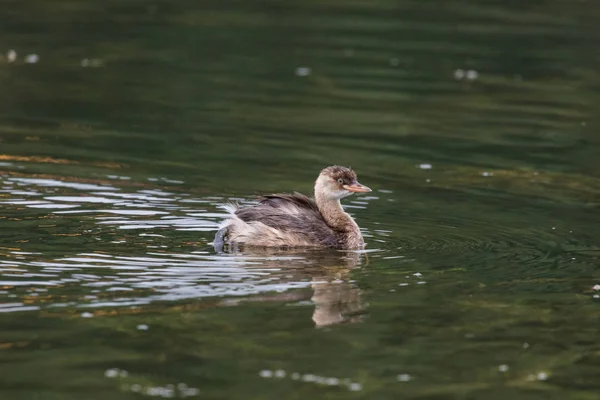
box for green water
[1,0,600,398]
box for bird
[214,165,371,250]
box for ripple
[8,177,119,191]
[0,173,372,323]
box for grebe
[215,165,371,250]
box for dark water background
[1,0,600,399]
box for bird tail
[213,226,228,253]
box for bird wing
[234,192,340,247]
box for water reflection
[220,249,367,327]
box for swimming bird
[214,165,371,250]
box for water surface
[1,0,600,399]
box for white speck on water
[326,377,340,385]
[399,283,409,286]
[274,370,286,378]
[466,69,479,80]
[258,370,358,391]
[593,294,599,299]
[413,272,422,277]
[145,386,175,397]
[455,69,479,81]
[81,312,94,318]
[137,324,149,331]
[592,285,600,291]
[7,49,17,63]
[416,281,426,284]
[104,368,120,378]
[498,364,509,372]
[81,58,103,68]
[418,163,432,170]
[397,373,412,382]
[481,171,493,177]
[537,371,549,381]
[425,179,431,183]
[523,342,530,349]
[551,227,556,230]
[182,387,199,396]
[259,370,273,378]
[24,54,39,64]
[295,66,311,77]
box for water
[1,0,600,398]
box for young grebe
[215,166,371,250]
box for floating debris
[81,58,103,68]
[104,368,128,378]
[24,54,39,64]
[397,373,412,382]
[527,371,549,381]
[259,370,273,378]
[454,69,465,80]
[80,312,94,318]
[274,370,286,378]
[498,364,509,372]
[7,49,17,63]
[466,69,479,80]
[295,66,311,77]
[417,163,432,170]
[137,324,149,331]
[258,369,361,391]
[454,69,479,81]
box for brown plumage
[214,166,371,250]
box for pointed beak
[343,182,372,193]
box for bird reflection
[218,249,367,327]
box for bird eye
[337,178,344,184]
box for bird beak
[343,182,372,193]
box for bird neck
[315,193,358,234]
